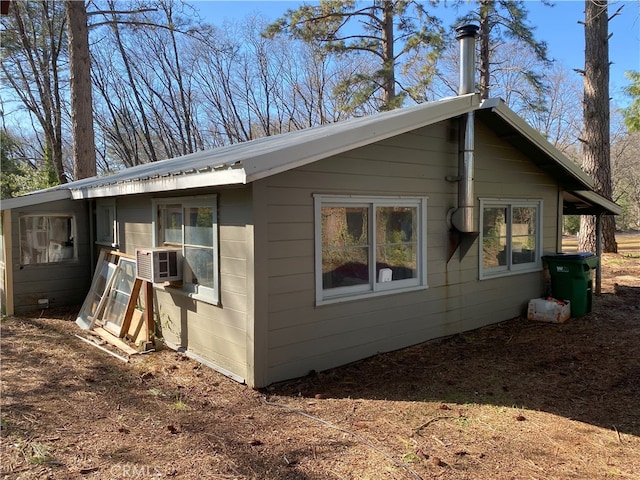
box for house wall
[1,211,12,314]
[7,199,92,314]
[256,118,560,386]
[114,188,253,383]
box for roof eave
[0,189,72,210]
[564,190,622,216]
[478,98,594,191]
[70,168,247,199]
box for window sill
[160,284,221,307]
[96,241,119,248]
[317,284,428,306]
[480,265,542,280]
[20,259,78,267]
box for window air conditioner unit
[135,248,182,283]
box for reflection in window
[376,206,418,282]
[102,258,137,336]
[158,204,182,244]
[512,207,537,265]
[322,207,369,289]
[154,196,218,304]
[184,206,214,289]
[96,199,117,246]
[19,215,76,265]
[316,196,426,303]
[482,207,508,269]
[480,199,541,278]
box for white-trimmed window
[314,195,427,305]
[19,214,77,265]
[96,199,117,247]
[480,198,542,279]
[153,195,219,304]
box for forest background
[1,0,639,231]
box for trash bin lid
[543,252,596,260]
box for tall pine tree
[455,0,551,100]
[265,0,444,113]
[66,0,97,180]
[579,0,617,253]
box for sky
[190,0,640,107]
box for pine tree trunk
[478,0,493,100]
[66,0,96,180]
[578,0,617,253]
[381,0,395,109]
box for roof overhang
[477,98,593,192]
[69,167,247,199]
[476,98,620,216]
[2,94,621,218]
[563,190,622,215]
[0,189,72,210]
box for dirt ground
[2,234,639,480]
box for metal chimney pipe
[450,24,479,234]
[456,24,479,95]
[451,111,476,233]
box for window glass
[482,207,508,268]
[512,207,537,265]
[316,196,426,304]
[321,207,369,289]
[19,215,76,265]
[185,207,214,247]
[102,258,137,336]
[184,247,215,288]
[480,200,541,278]
[375,206,417,281]
[96,200,116,246]
[154,197,218,304]
[158,204,182,245]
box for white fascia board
[0,189,72,210]
[70,168,247,199]
[480,98,594,190]
[244,94,481,182]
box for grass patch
[27,442,57,465]
[173,392,187,410]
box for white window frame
[314,194,428,305]
[18,214,77,265]
[96,199,118,247]
[479,198,543,280]
[153,195,219,305]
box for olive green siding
[116,196,154,253]
[113,189,254,383]
[259,119,559,385]
[0,109,572,389]
[6,199,92,314]
[0,211,10,314]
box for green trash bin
[542,253,599,318]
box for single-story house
[0,88,620,387]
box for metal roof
[0,93,619,215]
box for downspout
[450,24,479,234]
